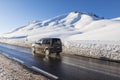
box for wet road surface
[0,43,120,80]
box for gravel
[0,54,49,80]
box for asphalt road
[0,43,120,80]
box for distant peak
[70,11,104,19]
[74,11,80,13]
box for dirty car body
[32,38,62,56]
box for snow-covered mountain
[0,11,120,42]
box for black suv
[32,38,62,56]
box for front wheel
[45,49,50,56]
[32,48,37,56]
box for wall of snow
[63,40,120,61]
[0,38,31,48]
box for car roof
[40,38,61,40]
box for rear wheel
[55,52,61,59]
[56,52,60,56]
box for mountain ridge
[9,11,103,32]
[0,11,120,41]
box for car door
[35,39,43,54]
[42,39,51,52]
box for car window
[42,39,50,44]
[52,39,61,45]
[35,39,42,44]
[38,40,42,44]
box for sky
[0,0,120,34]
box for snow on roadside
[63,40,120,61]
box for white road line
[2,53,10,58]
[31,66,58,80]
[63,61,120,78]
[12,57,24,64]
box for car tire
[32,48,37,56]
[45,49,50,56]
[56,52,60,56]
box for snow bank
[63,40,120,61]
[0,38,31,48]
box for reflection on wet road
[0,43,120,80]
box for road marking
[2,53,10,58]
[63,61,120,78]
[31,66,58,80]
[12,57,24,64]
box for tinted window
[52,39,61,45]
[42,39,50,44]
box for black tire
[56,52,60,56]
[55,52,61,59]
[32,48,37,56]
[45,49,50,56]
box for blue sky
[0,0,120,34]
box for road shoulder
[0,53,49,80]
